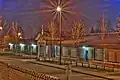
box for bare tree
[48,20,58,39]
[0,16,7,41]
[70,20,85,63]
[47,20,58,59]
[71,20,85,42]
[90,27,95,33]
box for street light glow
[18,32,21,36]
[31,44,37,48]
[9,43,13,46]
[56,6,61,12]
[20,36,22,39]
[0,26,3,30]
[40,0,74,21]
[20,43,25,47]
[82,46,88,50]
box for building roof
[19,38,36,44]
[83,34,120,49]
[36,31,120,49]
[85,34,120,44]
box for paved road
[0,56,107,80]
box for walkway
[0,56,106,80]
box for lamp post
[56,6,62,65]
[15,32,21,55]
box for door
[85,50,88,62]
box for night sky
[0,0,120,38]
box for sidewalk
[1,53,120,80]
[27,60,120,80]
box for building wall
[79,47,84,59]
[37,42,120,64]
[88,47,94,59]
[43,45,60,58]
[32,46,37,53]
[70,47,77,57]
[62,47,68,57]
[37,42,120,63]
[79,47,94,61]
[95,48,103,61]
[116,51,120,62]
[9,45,13,51]
[20,46,25,51]
[39,45,46,56]
[106,49,120,62]
[46,45,50,57]
[93,48,120,63]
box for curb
[28,61,114,80]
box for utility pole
[66,47,71,80]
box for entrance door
[85,50,88,62]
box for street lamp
[56,6,61,12]
[15,32,22,54]
[57,6,71,79]
[40,1,76,79]
[56,6,62,65]
[40,0,75,65]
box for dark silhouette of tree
[116,16,120,31]
[90,27,95,33]
[106,20,114,32]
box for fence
[0,61,60,80]
[38,56,120,72]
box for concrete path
[1,55,120,80]
[0,56,106,80]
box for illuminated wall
[62,47,68,57]
[9,43,13,50]
[20,44,25,51]
[79,47,94,60]
[40,46,45,55]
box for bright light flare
[39,0,77,21]
[0,26,3,30]
[20,36,22,39]
[18,32,21,36]
[20,43,25,47]
[9,43,13,46]
[31,44,37,48]
[56,6,61,12]
[82,46,88,50]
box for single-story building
[8,38,37,55]
[35,31,120,63]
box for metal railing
[0,61,60,80]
